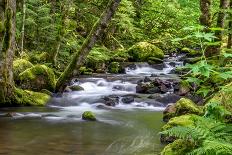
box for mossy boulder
[177,80,191,96]
[161,139,194,155]
[82,111,96,121]
[69,85,84,91]
[111,49,130,62]
[14,88,50,106]
[161,114,196,144]
[108,62,123,73]
[163,98,203,122]
[13,59,34,82]
[162,114,195,131]
[182,47,201,57]
[19,65,56,91]
[127,42,164,62]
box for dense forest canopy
[0,0,232,154]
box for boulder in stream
[103,95,119,106]
[82,111,97,121]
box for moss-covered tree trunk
[0,0,5,50]
[227,0,232,49]
[55,0,121,92]
[0,0,16,104]
[199,0,211,28]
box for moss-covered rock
[147,57,163,64]
[182,47,201,57]
[162,114,195,131]
[178,80,191,96]
[13,59,34,82]
[175,98,203,116]
[14,88,50,106]
[108,62,122,73]
[127,42,164,62]
[111,49,129,62]
[69,85,84,91]
[19,65,56,91]
[163,104,176,122]
[82,111,96,121]
[161,114,196,144]
[161,139,194,155]
[163,98,203,122]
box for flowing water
[0,55,184,155]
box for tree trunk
[227,0,232,48]
[20,0,26,54]
[203,0,229,57]
[55,0,121,92]
[0,0,5,51]
[215,0,229,41]
[0,0,16,104]
[199,0,212,28]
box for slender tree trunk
[0,0,16,104]
[20,0,26,54]
[206,0,229,57]
[0,0,5,51]
[215,0,229,41]
[199,0,212,28]
[55,0,122,92]
[227,0,232,48]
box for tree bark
[199,0,212,28]
[55,0,121,92]
[227,0,232,48]
[0,0,5,51]
[215,0,229,41]
[206,0,229,57]
[20,0,26,54]
[0,0,16,104]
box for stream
[0,55,184,155]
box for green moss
[0,21,3,33]
[182,47,201,56]
[19,65,56,91]
[127,42,164,62]
[162,114,195,131]
[86,47,111,70]
[79,67,93,75]
[209,82,232,111]
[175,98,203,116]
[13,59,34,81]
[147,57,163,64]
[111,49,129,62]
[108,62,120,73]
[14,88,50,106]
[29,52,49,63]
[161,139,194,155]
[82,111,97,121]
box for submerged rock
[121,96,134,104]
[103,95,119,106]
[82,111,96,121]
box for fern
[162,116,232,155]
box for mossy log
[55,0,122,92]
